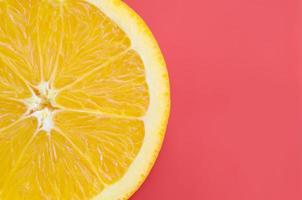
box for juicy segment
[0,59,31,99]
[52,1,131,88]
[0,118,38,190]
[54,111,145,185]
[2,130,104,200]
[0,98,27,129]
[56,50,149,117]
[0,0,149,199]
[0,59,31,129]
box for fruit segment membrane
[0,0,149,199]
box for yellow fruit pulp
[0,0,169,199]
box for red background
[124,0,302,199]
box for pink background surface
[124,0,302,199]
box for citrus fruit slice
[0,0,170,199]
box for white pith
[31,108,54,133]
[23,81,57,133]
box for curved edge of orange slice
[86,0,170,199]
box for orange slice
[0,0,170,199]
